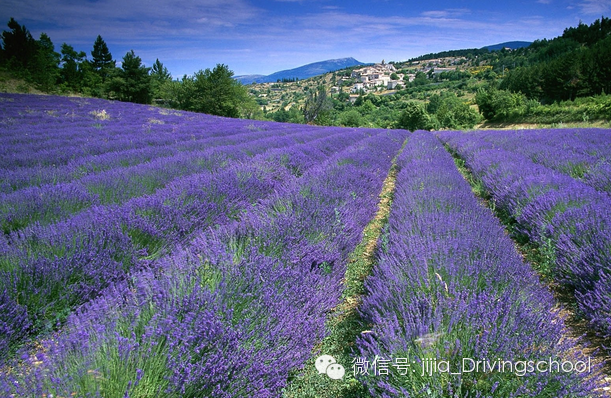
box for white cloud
[1,0,260,41]
[421,9,471,18]
[578,0,611,14]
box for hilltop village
[246,56,473,114]
[338,57,471,95]
[346,60,405,92]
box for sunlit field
[1,93,609,397]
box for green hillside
[1,16,610,129]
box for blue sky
[1,0,609,78]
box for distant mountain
[235,57,365,85]
[483,41,532,51]
[234,74,266,84]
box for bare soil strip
[283,139,406,398]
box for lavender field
[0,93,609,397]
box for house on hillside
[351,82,365,93]
[387,80,400,89]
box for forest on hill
[0,16,609,129]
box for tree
[303,85,332,124]
[235,87,264,120]
[0,18,37,68]
[151,59,171,81]
[0,19,59,90]
[435,93,481,129]
[168,64,255,118]
[106,50,152,104]
[60,43,87,91]
[29,33,60,91]
[337,109,364,127]
[191,64,240,117]
[475,87,525,120]
[426,93,443,114]
[271,106,304,124]
[160,76,193,110]
[396,101,431,131]
[90,35,115,80]
[150,58,172,99]
[411,71,428,87]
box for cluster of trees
[475,86,611,123]
[2,16,609,126]
[498,18,611,103]
[408,48,490,63]
[0,18,63,92]
[500,37,611,103]
[159,65,260,118]
[266,86,481,131]
[267,16,610,128]
[471,17,611,123]
[267,89,406,128]
[396,92,481,131]
[0,18,258,118]
[0,18,167,101]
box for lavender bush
[438,129,611,343]
[356,131,598,397]
[469,129,611,193]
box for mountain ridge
[235,42,533,85]
[482,41,532,50]
[235,57,365,85]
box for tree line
[0,18,258,118]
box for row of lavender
[469,129,611,193]
[438,130,611,345]
[1,94,390,361]
[0,128,374,362]
[0,93,314,192]
[1,130,406,397]
[0,126,292,193]
[0,128,339,233]
[0,94,341,234]
[355,131,597,397]
[0,93,274,170]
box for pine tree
[302,85,332,124]
[150,59,172,101]
[151,59,171,81]
[90,35,115,80]
[0,19,59,89]
[30,33,60,90]
[107,50,151,104]
[60,43,87,91]
[0,18,37,69]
